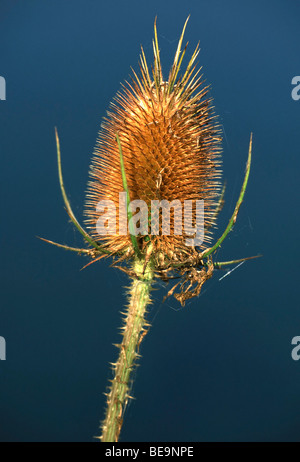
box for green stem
[100,255,154,442]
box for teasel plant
[40,17,259,442]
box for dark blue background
[0,0,299,442]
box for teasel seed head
[85,18,222,269]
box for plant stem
[100,254,154,442]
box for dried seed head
[85,18,222,267]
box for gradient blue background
[0,0,300,442]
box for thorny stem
[100,252,154,442]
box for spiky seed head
[85,18,222,268]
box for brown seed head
[85,18,222,268]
